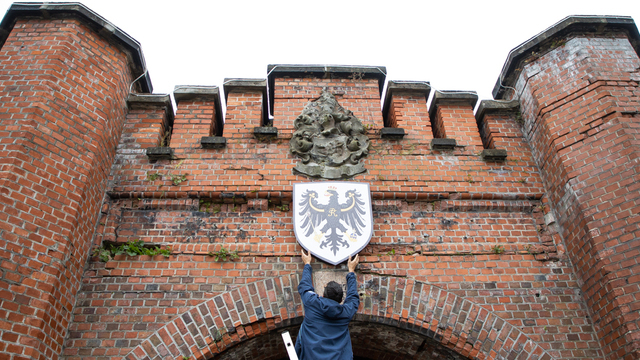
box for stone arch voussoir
[125,274,553,360]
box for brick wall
[57,58,604,359]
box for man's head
[323,281,343,303]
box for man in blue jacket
[295,250,360,360]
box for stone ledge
[174,86,220,101]
[382,80,431,127]
[482,149,508,161]
[126,94,175,130]
[267,64,386,81]
[431,138,457,150]
[223,78,267,94]
[428,90,478,121]
[201,136,226,149]
[0,2,151,92]
[254,127,278,140]
[380,127,405,139]
[146,147,173,160]
[475,100,520,123]
[126,94,171,109]
[493,15,640,99]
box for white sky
[2,0,639,108]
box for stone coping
[428,90,478,121]
[126,94,175,124]
[493,15,640,99]
[173,86,224,136]
[223,78,267,98]
[474,99,519,123]
[382,80,431,127]
[0,2,152,93]
[267,64,387,116]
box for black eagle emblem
[298,188,367,255]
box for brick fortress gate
[1,4,639,360]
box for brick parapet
[505,27,640,359]
[122,94,173,150]
[475,100,523,152]
[171,86,222,151]
[223,79,268,127]
[225,88,267,141]
[429,91,484,153]
[382,81,433,141]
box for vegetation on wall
[92,240,171,262]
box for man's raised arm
[298,250,314,296]
[343,254,360,316]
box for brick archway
[125,274,552,360]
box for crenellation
[382,80,433,142]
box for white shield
[293,182,373,265]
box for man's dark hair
[323,281,343,303]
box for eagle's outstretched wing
[340,189,367,236]
[298,190,326,237]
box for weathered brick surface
[0,16,136,360]
[510,34,640,359]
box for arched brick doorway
[125,275,552,360]
[212,321,468,360]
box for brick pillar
[172,86,223,151]
[475,100,532,161]
[124,94,174,150]
[494,16,640,359]
[223,79,268,140]
[381,81,433,141]
[428,91,484,153]
[0,4,148,359]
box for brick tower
[0,4,150,359]
[494,16,640,360]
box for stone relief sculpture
[290,92,370,178]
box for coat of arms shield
[293,182,373,265]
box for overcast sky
[1,0,638,108]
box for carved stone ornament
[290,92,370,179]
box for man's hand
[301,249,312,265]
[348,254,359,273]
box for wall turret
[495,15,640,359]
[0,3,149,359]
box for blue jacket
[295,264,359,360]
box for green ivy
[93,240,171,262]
